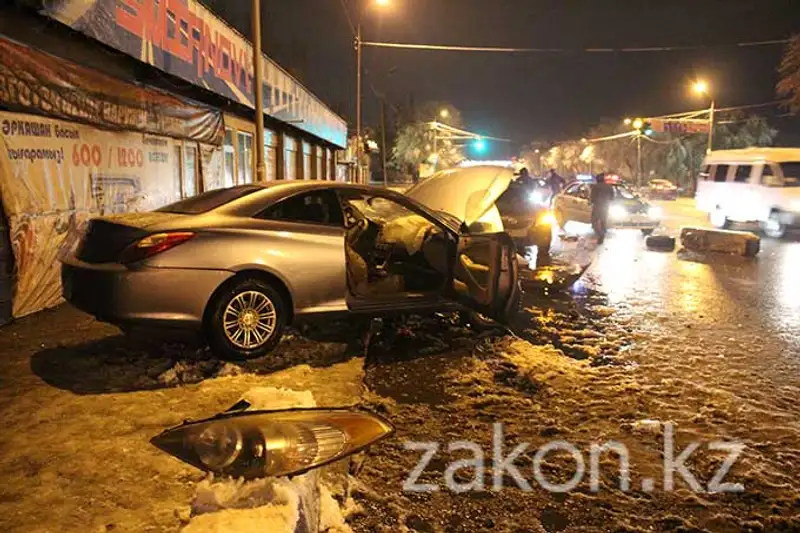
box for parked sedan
[552,180,661,235]
[61,182,519,360]
[648,178,679,200]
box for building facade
[0,1,349,322]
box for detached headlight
[151,409,393,479]
[648,205,663,219]
[609,204,628,220]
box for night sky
[216,1,800,154]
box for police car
[552,175,662,235]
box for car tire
[762,211,788,240]
[206,278,286,361]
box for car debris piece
[646,235,677,252]
[680,227,760,257]
[519,263,590,292]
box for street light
[355,0,391,184]
[624,118,632,126]
[252,0,266,182]
[439,108,450,120]
[632,118,644,130]
[692,79,715,154]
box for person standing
[546,168,566,197]
[590,173,615,244]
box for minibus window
[714,165,729,182]
[734,165,752,183]
[780,163,800,187]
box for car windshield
[780,163,800,187]
[157,185,263,214]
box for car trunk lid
[76,212,187,264]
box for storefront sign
[41,0,348,148]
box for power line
[339,0,356,38]
[361,38,789,54]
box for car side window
[762,164,782,187]
[564,183,581,196]
[577,185,590,199]
[713,164,730,182]
[258,190,344,226]
[734,165,752,183]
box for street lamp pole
[252,0,266,182]
[707,99,716,154]
[637,132,643,187]
[355,22,363,184]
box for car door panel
[453,232,518,321]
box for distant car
[648,178,679,200]
[552,180,662,235]
[61,182,520,360]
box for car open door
[452,232,519,322]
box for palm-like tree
[778,35,800,113]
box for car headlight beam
[648,206,663,219]
[609,204,628,220]
[151,409,394,480]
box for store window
[173,145,183,199]
[284,135,297,181]
[264,129,277,181]
[237,132,253,184]
[224,128,235,188]
[303,142,312,180]
[316,146,324,180]
[183,145,198,198]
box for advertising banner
[0,37,223,145]
[41,0,348,148]
[0,110,211,318]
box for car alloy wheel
[223,291,277,350]
[207,278,286,361]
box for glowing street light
[439,108,450,120]
[632,118,644,130]
[624,118,632,126]
[693,80,709,96]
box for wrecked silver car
[61,182,519,360]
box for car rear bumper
[609,217,660,230]
[61,257,233,328]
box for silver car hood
[405,166,514,226]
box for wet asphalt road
[355,199,800,532]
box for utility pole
[355,23,363,184]
[252,0,266,182]
[380,96,388,186]
[636,132,643,187]
[707,100,716,154]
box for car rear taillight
[119,232,195,264]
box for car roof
[704,148,800,165]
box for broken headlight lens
[151,409,393,479]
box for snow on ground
[0,307,365,533]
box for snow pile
[181,387,352,533]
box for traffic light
[642,121,654,136]
[472,138,487,154]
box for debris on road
[646,234,677,252]
[680,226,760,257]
